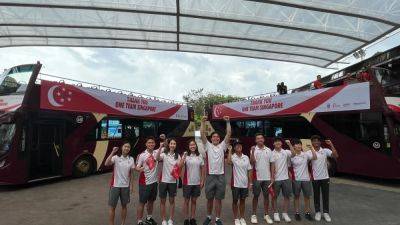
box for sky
[1,31,400,102]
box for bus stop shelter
[0,0,399,67]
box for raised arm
[226,145,233,165]
[285,140,296,157]
[104,147,119,166]
[249,146,256,164]
[326,139,339,159]
[178,151,187,168]
[223,116,232,144]
[308,144,317,160]
[200,116,208,145]
[155,142,164,161]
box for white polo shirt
[271,149,292,181]
[231,153,252,188]
[159,151,181,183]
[291,151,313,181]
[136,149,159,185]
[311,148,333,180]
[205,141,227,175]
[252,145,273,181]
[110,155,135,188]
[183,153,204,185]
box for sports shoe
[250,215,258,224]
[215,219,223,225]
[203,217,211,225]
[294,213,301,221]
[305,213,313,221]
[167,219,173,225]
[282,213,291,222]
[161,221,167,225]
[273,213,280,222]
[146,217,158,225]
[240,218,247,225]
[184,219,190,225]
[190,219,197,225]
[264,215,273,224]
[234,219,241,225]
[315,212,321,221]
[138,222,144,225]
[323,213,332,222]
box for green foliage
[183,88,242,127]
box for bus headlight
[0,160,5,168]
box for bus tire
[73,155,95,177]
[327,158,337,177]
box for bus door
[29,121,65,179]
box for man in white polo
[250,133,274,224]
[200,115,231,225]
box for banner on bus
[0,95,24,112]
[40,80,188,120]
[212,82,370,119]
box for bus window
[232,121,246,137]
[245,121,263,137]
[108,120,122,139]
[100,120,108,139]
[142,121,156,137]
[274,127,283,137]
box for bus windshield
[0,64,35,96]
[0,123,16,157]
[374,63,400,97]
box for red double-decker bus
[0,63,194,185]
[209,45,400,179]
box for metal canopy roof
[0,0,399,67]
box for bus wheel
[327,158,337,177]
[73,156,94,177]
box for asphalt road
[1,170,400,225]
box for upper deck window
[0,65,35,96]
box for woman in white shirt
[156,138,183,225]
[180,139,205,225]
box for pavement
[1,170,400,225]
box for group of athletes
[105,116,339,225]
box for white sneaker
[250,215,258,224]
[168,219,174,225]
[264,215,274,224]
[282,213,291,223]
[323,213,332,222]
[315,212,321,221]
[273,213,280,222]
[240,218,247,225]
[235,219,241,225]
[162,221,167,225]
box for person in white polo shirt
[310,135,339,222]
[227,141,252,225]
[135,136,163,225]
[105,141,136,225]
[249,133,274,224]
[271,137,295,223]
[200,115,231,225]
[181,139,205,225]
[286,139,316,221]
[156,138,182,225]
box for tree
[183,88,242,127]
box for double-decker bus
[209,45,400,179]
[0,63,194,185]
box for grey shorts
[205,174,226,200]
[108,187,130,207]
[231,187,249,201]
[253,180,271,198]
[183,185,201,199]
[159,182,177,198]
[139,182,158,204]
[292,180,312,197]
[274,179,292,198]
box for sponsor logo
[372,142,381,149]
